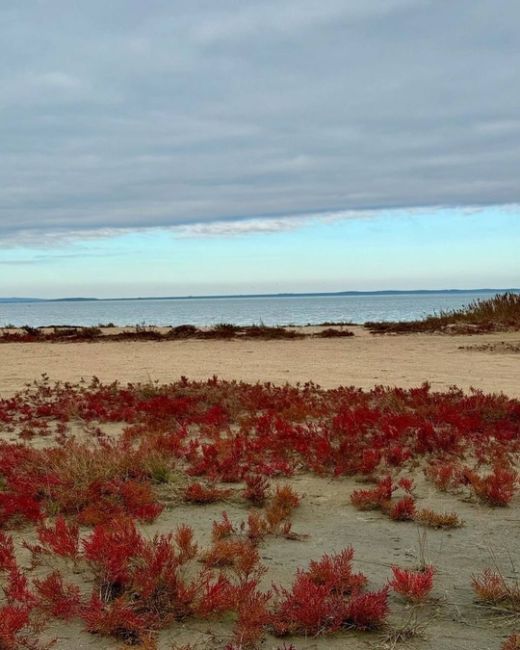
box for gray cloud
[1,0,519,243]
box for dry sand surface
[1,329,519,649]
[0,326,519,397]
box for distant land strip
[0,288,519,304]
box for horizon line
[1,288,519,304]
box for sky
[1,0,519,297]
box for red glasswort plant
[183,482,232,504]
[37,516,79,559]
[472,569,520,611]
[272,549,388,636]
[464,465,518,506]
[386,495,416,521]
[33,571,81,619]
[390,565,435,602]
[243,474,270,506]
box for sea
[0,290,515,328]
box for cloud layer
[1,0,519,243]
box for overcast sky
[1,1,519,295]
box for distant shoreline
[1,288,518,304]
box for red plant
[246,511,269,544]
[397,477,415,494]
[201,538,260,579]
[272,549,387,636]
[78,478,164,525]
[387,495,416,521]
[83,517,145,590]
[465,465,518,506]
[0,493,42,528]
[81,593,147,644]
[306,548,367,594]
[390,565,435,602]
[0,531,16,572]
[350,487,382,511]
[232,581,272,648]
[350,476,396,511]
[271,484,300,512]
[175,524,198,563]
[472,569,520,609]
[0,605,32,649]
[1,377,520,646]
[343,588,389,630]
[37,516,79,559]
[33,571,81,619]
[273,573,347,636]
[183,482,232,504]
[263,484,301,536]
[3,568,37,607]
[243,474,270,506]
[425,462,463,491]
[211,512,237,541]
[194,573,233,618]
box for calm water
[0,291,512,328]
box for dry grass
[365,292,520,334]
[414,508,464,529]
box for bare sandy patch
[0,328,519,397]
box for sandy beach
[1,326,519,397]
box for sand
[0,326,519,397]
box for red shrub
[502,633,520,650]
[425,462,463,491]
[343,588,389,630]
[202,539,260,579]
[397,477,415,494]
[350,476,395,511]
[78,479,163,525]
[465,466,518,506]
[246,511,269,544]
[34,571,81,619]
[81,594,147,644]
[350,487,382,511]
[3,568,37,607]
[37,516,79,559]
[0,531,16,572]
[83,517,144,589]
[211,512,237,541]
[306,548,367,594]
[0,605,32,649]
[0,493,42,528]
[376,476,395,500]
[387,495,416,521]
[194,574,234,618]
[184,482,232,504]
[175,524,198,563]
[390,565,435,602]
[272,549,387,636]
[263,484,301,535]
[243,474,270,506]
[472,568,520,609]
[273,573,347,636]
[232,581,272,648]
